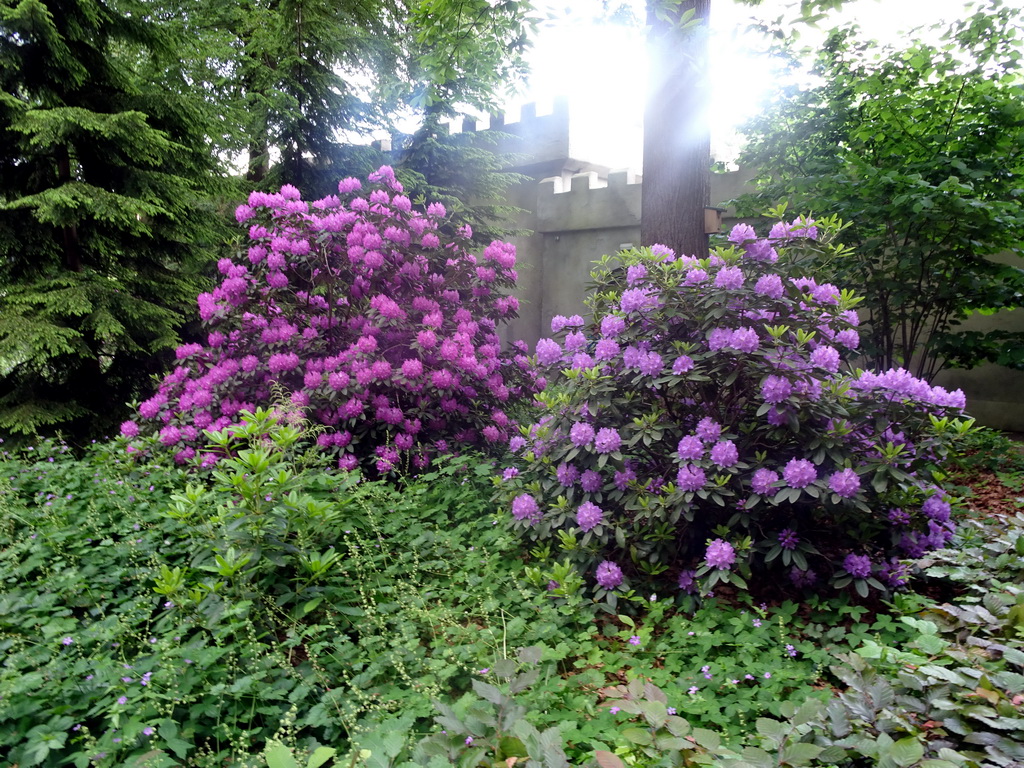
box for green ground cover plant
[7,405,1003,768]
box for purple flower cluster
[130,167,543,470]
[596,561,624,589]
[499,219,967,597]
[576,501,604,532]
[704,539,736,570]
[843,553,872,579]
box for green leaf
[889,737,924,767]
[307,747,338,768]
[265,743,300,768]
[621,728,653,746]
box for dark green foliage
[737,2,1024,380]
[0,0,231,443]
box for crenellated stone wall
[449,101,1024,431]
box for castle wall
[458,101,1024,432]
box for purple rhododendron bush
[499,217,972,603]
[124,166,543,472]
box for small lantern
[704,206,727,235]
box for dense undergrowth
[2,417,1023,768]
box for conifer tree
[0,0,230,444]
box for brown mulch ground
[952,468,1024,519]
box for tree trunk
[56,144,82,272]
[641,0,712,259]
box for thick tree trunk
[641,0,712,259]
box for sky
[501,0,1024,169]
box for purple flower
[628,635,641,646]
[610,706,621,714]
[778,529,799,550]
[810,345,841,372]
[752,618,762,627]
[117,696,127,705]
[710,440,739,468]
[620,287,656,313]
[688,686,699,694]
[836,329,860,349]
[667,707,677,715]
[922,494,951,522]
[511,494,540,521]
[61,636,73,646]
[728,327,760,354]
[564,330,587,351]
[576,502,604,532]
[601,315,625,337]
[672,356,695,374]
[761,375,792,405]
[555,464,579,489]
[728,223,757,243]
[783,458,817,489]
[751,468,779,496]
[614,467,636,491]
[626,263,648,285]
[569,421,595,447]
[843,553,872,579]
[465,737,474,746]
[708,327,733,351]
[581,470,603,492]
[695,417,721,442]
[879,557,910,588]
[714,266,744,290]
[595,338,620,361]
[829,468,861,498]
[143,727,155,737]
[536,338,562,366]
[678,569,697,592]
[638,351,663,377]
[550,314,570,333]
[676,465,706,492]
[677,435,704,460]
[704,539,736,569]
[594,427,622,454]
[888,507,910,525]
[754,273,784,299]
[596,560,624,589]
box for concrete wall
[458,101,1024,432]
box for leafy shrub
[498,217,971,601]
[126,166,542,473]
[0,414,581,767]
[715,510,1024,768]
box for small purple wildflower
[61,636,73,646]
[610,706,621,714]
[628,635,641,646]
[785,644,798,657]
